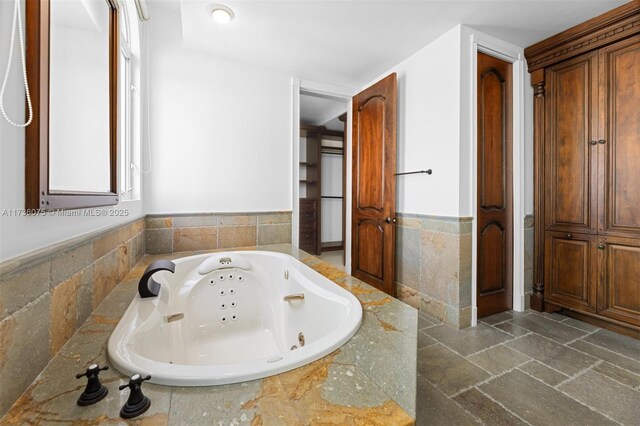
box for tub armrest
[139,260,175,298]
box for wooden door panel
[351,74,397,296]
[476,52,513,317]
[356,220,384,280]
[480,70,506,210]
[545,53,598,234]
[545,231,595,310]
[598,237,640,326]
[600,36,640,237]
[357,97,385,211]
[478,222,506,294]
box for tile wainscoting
[395,214,535,329]
[145,212,292,253]
[0,210,291,417]
[395,213,473,329]
[0,218,145,416]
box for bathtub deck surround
[0,217,145,417]
[145,212,292,253]
[395,213,472,329]
[1,245,417,424]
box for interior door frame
[467,30,527,325]
[291,78,355,272]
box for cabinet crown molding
[525,0,640,72]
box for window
[119,0,136,198]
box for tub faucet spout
[139,260,175,298]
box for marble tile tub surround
[395,213,472,329]
[2,245,418,425]
[396,213,536,328]
[145,211,292,253]
[0,217,145,417]
[416,309,640,425]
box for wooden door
[597,236,640,326]
[544,52,599,234]
[476,52,513,317]
[545,231,596,311]
[598,35,640,238]
[351,74,397,295]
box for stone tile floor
[416,309,640,425]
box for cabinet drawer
[597,236,640,327]
[300,210,317,221]
[299,221,316,232]
[299,232,316,242]
[299,200,317,213]
[544,231,596,311]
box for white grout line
[575,338,640,363]
[588,367,640,392]
[553,360,602,389]
[474,386,533,426]
[566,340,640,371]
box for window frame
[119,0,134,197]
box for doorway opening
[298,91,348,269]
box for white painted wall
[0,0,145,261]
[143,6,292,214]
[362,24,534,217]
[362,26,463,217]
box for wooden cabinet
[544,232,596,311]
[299,199,318,254]
[544,52,598,235]
[599,35,640,238]
[526,2,640,334]
[597,237,640,327]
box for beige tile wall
[0,218,145,417]
[396,214,536,327]
[145,212,292,253]
[395,214,473,329]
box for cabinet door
[545,231,596,311]
[597,236,640,326]
[545,52,598,234]
[599,35,640,238]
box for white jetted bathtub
[108,251,362,386]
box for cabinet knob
[598,139,606,144]
[566,234,573,239]
[597,244,605,250]
[384,217,396,224]
[589,140,597,145]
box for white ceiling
[152,0,628,88]
[300,94,348,128]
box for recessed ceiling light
[209,4,234,24]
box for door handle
[384,217,397,224]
